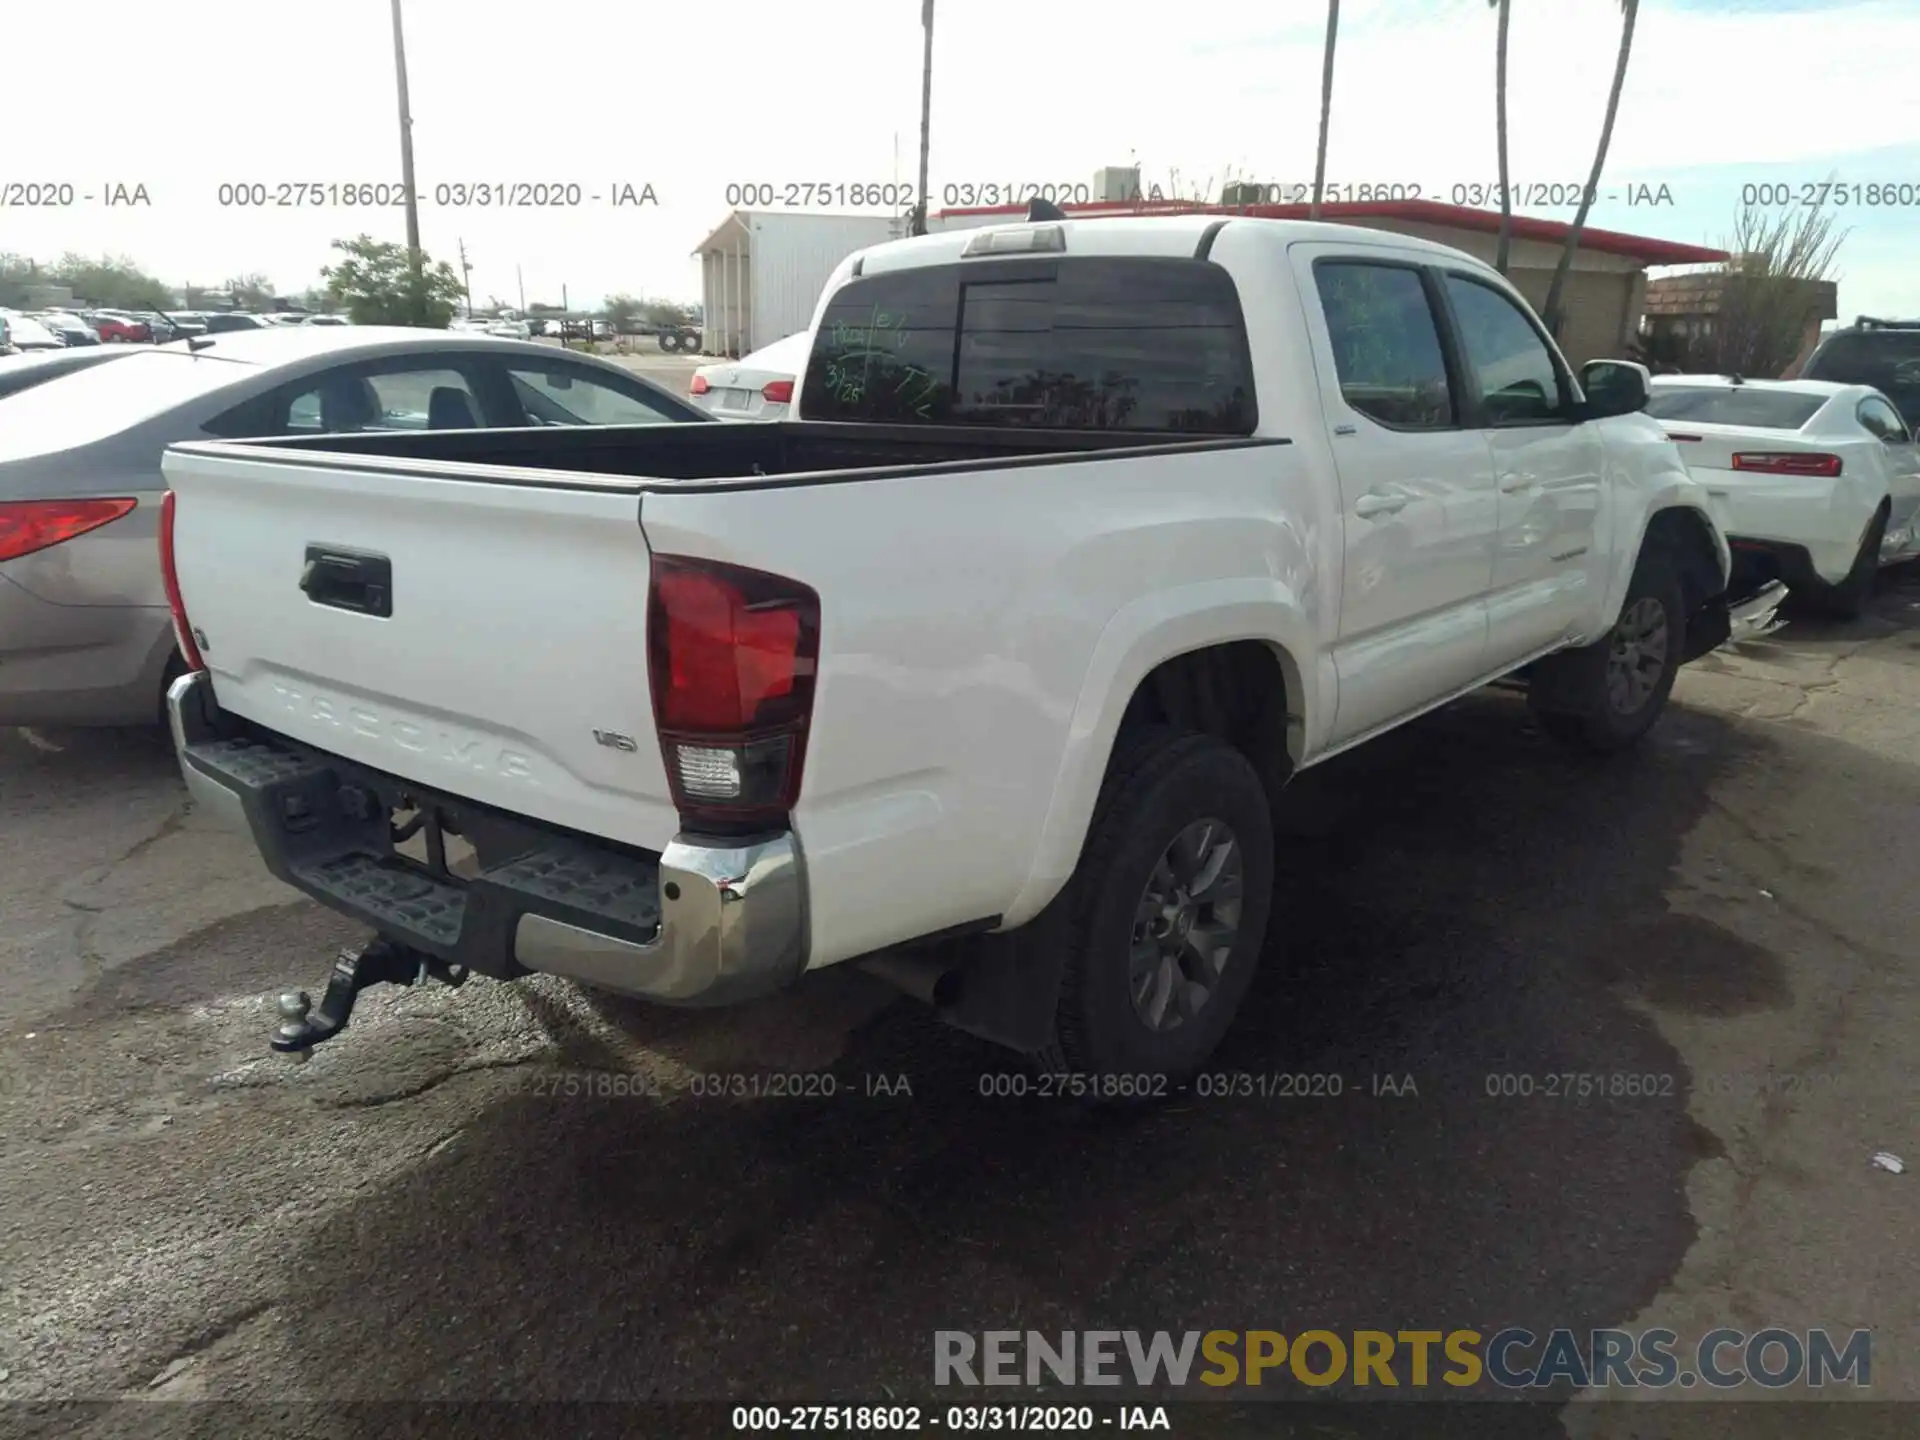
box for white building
[693,211,904,358]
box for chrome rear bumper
[166,670,808,1007]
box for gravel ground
[2,569,1917,1439]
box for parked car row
[0,306,357,357]
[450,314,704,349]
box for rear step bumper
[167,671,807,1006]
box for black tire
[1530,551,1686,754]
[156,650,188,726]
[657,332,680,352]
[1800,505,1887,621]
[1032,727,1275,1086]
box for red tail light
[158,490,206,672]
[647,554,820,828]
[1731,451,1843,477]
[0,497,137,563]
[689,374,710,396]
[762,379,794,404]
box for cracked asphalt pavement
[2,570,1918,1439]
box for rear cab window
[799,256,1256,433]
[1643,387,1827,429]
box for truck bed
[173,419,1280,492]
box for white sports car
[1646,376,1920,618]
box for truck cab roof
[856,214,1502,275]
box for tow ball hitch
[271,937,469,1062]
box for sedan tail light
[689,374,710,396]
[159,490,206,671]
[1731,452,1843,477]
[647,554,820,829]
[0,497,137,563]
[762,379,794,404]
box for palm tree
[912,0,935,236]
[1489,0,1513,273]
[1542,0,1640,337]
[1310,0,1339,220]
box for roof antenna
[1027,196,1067,222]
[1727,372,1743,385]
[187,335,216,353]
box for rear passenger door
[1435,270,1604,665]
[1292,246,1499,749]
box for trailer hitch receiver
[271,936,468,1062]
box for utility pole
[389,0,424,313]
[457,238,474,315]
[912,0,934,236]
[517,264,526,313]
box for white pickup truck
[160,214,1784,1082]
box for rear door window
[1313,262,1456,429]
[1802,330,1920,428]
[205,358,500,437]
[503,362,687,425]
[1643,387,1827,429]
[1857,395,1911,443]
[800,256,1255,433]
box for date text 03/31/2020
[732,1405,1174,1432]
[504,1070,915,1100]
[211,181,659,208]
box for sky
[4,0,1915,316]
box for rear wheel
[1531,552,1686,754]
[1034,728,1274,1087]
[1801,504,1887,621]
[657,332,680,352]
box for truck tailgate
[161,446,679,851]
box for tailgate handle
[300,545,392,618]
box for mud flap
[933,928,1070,1056]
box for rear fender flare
[1591,487,1730,642]
[999,579,1315,929]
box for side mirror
[1580,359,1650,419]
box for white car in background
[1,310,65,352]
[1646,375,1920,618]
[688,331,808,420]
[486,318,532,340]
